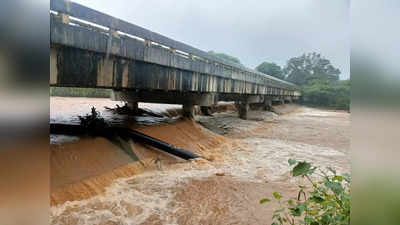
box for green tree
[302,79,350,110]
[208,50,242,65]
[255,62,284,80]
[283,52,340,86]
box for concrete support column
[236,101,249,120]
[127,102,139,113]
[280,99,285,105]
[183,103,195,119]
[200,106,212,116]
[263,98,272,111]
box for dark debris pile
[78,107,109,135]
[105,103,164,118]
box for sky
[73,0,350,79]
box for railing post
[188,54,195,60]
[109,29,119,38]
[59,13,70,24]
[144,40,152,47]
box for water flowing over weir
[50,120,229,205]
[50,97,231,205]
[50,123,201,160]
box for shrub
[260,159,350,225]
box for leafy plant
[260,159,350,225]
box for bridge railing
[50,0,298,91]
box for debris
[105,103,164,117]
[51,107,200,160]
[78,107,108,135]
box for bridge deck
[50,0,300,118]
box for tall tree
[302,79,350,110]
[283,52,340,85]
[208,50,242,65]
[255,61,284,80]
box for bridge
[50,0,300,119]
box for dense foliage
[255,61,284,80]
[301,79,350,110]
[208,50,242,65]
[261,159,351,225]
[284,52,340,86]
[280,52,349,110]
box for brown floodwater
[50,97,350,225]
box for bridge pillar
[276,97,285,105]
[127,102,139,114]
[235,101,249,120]
[182,103,195,119]
[200,106,213,116]
[263,98,272,111]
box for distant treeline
[209,50,350,110]
[301,79,350,110]
[50,87,111,98]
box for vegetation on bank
[302,79,350,110]
[215,51,350,110]
[261,159,351,225]
[282,53,350,110]
[50,87,111,98]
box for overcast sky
[73,0,350,79]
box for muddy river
[50,97,350,225]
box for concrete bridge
[50,0,300,119]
